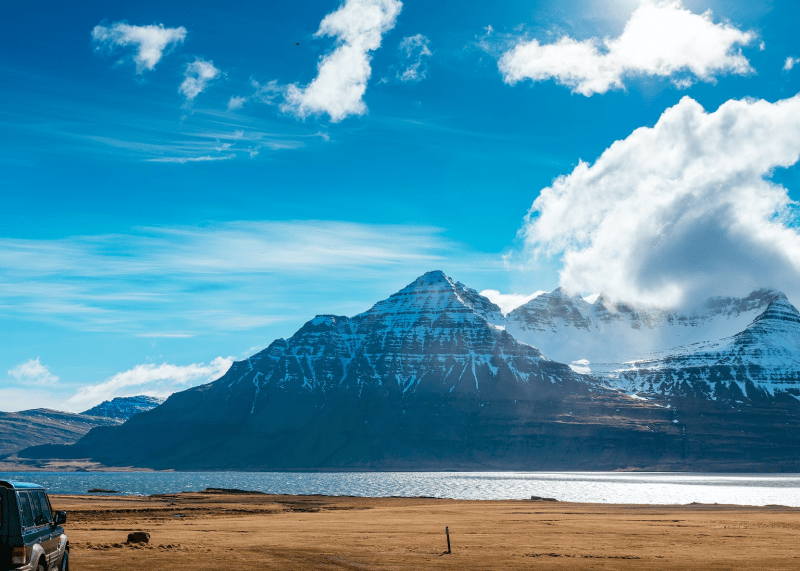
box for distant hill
[0,396,166,459]
[0,409,119,458]
[81,396,165,421]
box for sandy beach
[50,490,800,570]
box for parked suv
[0,481,68,571]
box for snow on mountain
[498,284,800,404]
[185,276,799,408]
[214,270,586,411]
[607,294,800,402]
[505,287,782,370]
[81,395,165,421]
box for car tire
[36,559,46,571]
[60,550,69,571]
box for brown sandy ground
[50,491,800,570]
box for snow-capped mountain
[502,286,800,405]
[505,288,784,369]
[81,396,165,421]
[153,270,592,413]
[21,271,800,471]
[607,294,800,403]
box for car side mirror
[54,511,67,525]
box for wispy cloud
[499,0,754,95]
[92,22,187,73]
[5,80,316,164]
[136,333,194,338]
[66,357,232,411]
[398,34,432,82]
[180,59,221,101]
[146,153,235,163]
[226,80,283,112]
[0,221,495,334]
[8,358,59,386]
[227,95,247,110]
[282,0,403,122]
[785,57,799,72]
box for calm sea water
[1,472,800,506]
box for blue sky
[3,0,800,411]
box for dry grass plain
[51,490,800,570]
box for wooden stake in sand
[446,526,451,554]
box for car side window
[18,493,34,529]
[37,492,52,523]
[29,492,46,526]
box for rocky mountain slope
[21,272,800,471]
[82,396,165,421]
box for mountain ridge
[81,395,166,420]
[20,271,800,471]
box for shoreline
[5,462,800,475]
[51,491,800,570]
[5,456,800,475]
[66,490,800,509]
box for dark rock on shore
[126,532,150,544]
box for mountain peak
[306,315,349,328]
[748,295,800,328]
[358,271,502,326]
[81,395,165,422]
[407,270,453,289]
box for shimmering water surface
[2,472,799,506]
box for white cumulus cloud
[282,0,402,122]
[480,289,547,314]
[66,357,232,411]
[180,59,221,101]
[785,57,799,72]
[8,358,59,386]
[499,0,754,96]
[521,94,800,307]
[92,22,187,73]
[398,34,432,82]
